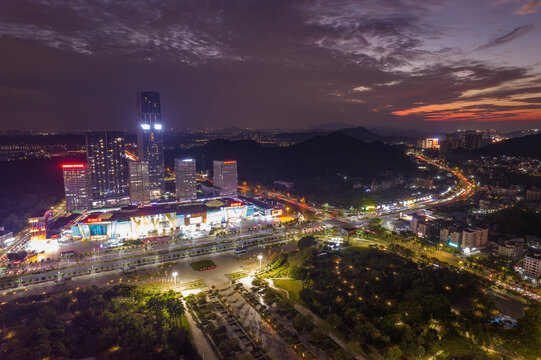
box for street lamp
[257,254,263,272]
[172,271,178,286]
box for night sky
[1,0,541,132]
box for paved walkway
[184,302,219,360]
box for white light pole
[257,254,263,272]
[172,271,178,286]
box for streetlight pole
[257,254,263,272]
[172,271,178,286]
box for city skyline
[1,2,541,359]
[1,1,541,132]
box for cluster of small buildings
[408,212,541,279]
[409,214,489,252]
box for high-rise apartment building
[175,158,197,200]
[129,161,150,205]
[461,227,488,249]
[213,160,237,196]
[524,256,541,278]
[85,131,129,205]
[137,91,165,197]
[62,163,91,212]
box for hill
[477,134,541,158]
[166,131,413,203]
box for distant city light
[154,124,162,130]
[140,124,151,130]
[62,164,85,169]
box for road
[1,252,245,301]
[0,232,294,294]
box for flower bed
[190,259,217,271]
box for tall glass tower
[85,131,129,205]
[137,91,165,197]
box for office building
[129,161,150,205]
[213,160,238,196]
[461,227,488,249]
[137,91,165,197]
[175,158,197,201]
[62,163,91,212]
[85,131,129,205]
[524,256,541,278]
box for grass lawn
[181,279,206,290]
[273,279,303,302]
[190,259,216,271]
[140,279,206,291]
[226,271,248,281]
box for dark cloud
[0,0,540,131]
[477,24,534,50]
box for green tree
[299,288,314,304]
[293,313,310,331]
[298,235,316,250]
[309,329,327,345]
[385,345,403,360]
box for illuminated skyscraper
[85,131,129,205]
[175,158,197,200]
[213,160,237,196]
[129,161,151,205]
[137,91,165,197]
[62,163,91,212]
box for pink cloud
[515,0,541,14]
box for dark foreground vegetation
[292,246,541,359]
[0,285,198,360]
[0,156,83,233]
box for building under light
[85,131,129,206]
[418,138,440,149]
[62,163,91,212]
[137,91,165,197]
[213,160,238,196]
[175,158,197,201]
[28,209,53,240]
[70,198,281,241]
[128,161,150,205]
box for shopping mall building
[70,198,282,241]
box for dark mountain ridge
[476,134,541,158]
[166,131,413,189]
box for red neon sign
[230,202,243,207]
[62,164,85,169]
[223,161,236,164]
[86,218,100,223]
